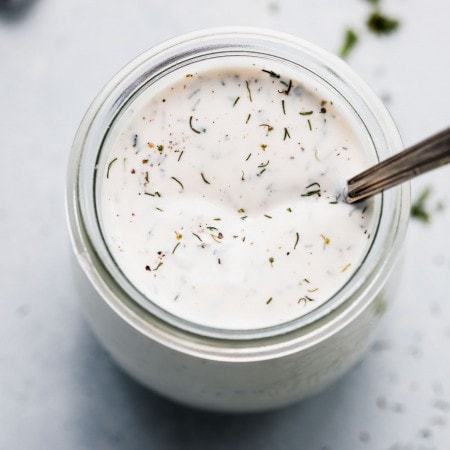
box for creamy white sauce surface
[99,58,377,330]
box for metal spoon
[346,127,450,203]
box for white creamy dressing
[98,58,378,330]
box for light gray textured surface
[1,0,449,449]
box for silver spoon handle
[346,127,450,204]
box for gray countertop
[1,0,449,449]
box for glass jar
[66,28,410,412]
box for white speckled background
[1,0,449,449]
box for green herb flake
[301,183,321,197]
[283,127,291,140]
[177,150,184,162]
[189,115,201,134]
[171,176,184,190]
[246,113,252,124]
[294,232,300,250]
[266,297,273,305]
[299,111,313,116]
[245,153,252,161]
[367,11,400,35]
[269,256,274,267]
[106,158,117,179]
[152,262,163,271]
[157,144,164,152]
[233,96,240,107]
[264,214,272,219]
[340,28,359,59]
[287,207,292,212]
[329,194,341,205]
[200,172,211,184]
[260,123,274,132]
[262,69,280,78]
[145,191,161,198]
[172,242,181,254]
[307,119,312,131]
[245,80,253,102]
[298,295,315,305]
[192,232,203,242]
[257,168,267,177]
[278,79,292,95]
[281,99,286,115]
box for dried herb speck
[171,176,184,190]
[294,232,300,250]
[106,158,117,179]
[245,80,253,102]
[200,172,211,184]
[189,115,201,134]
[262,69,280,78]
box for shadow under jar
[66,28,409,412]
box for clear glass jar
[66,28,410,412]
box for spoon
[346,127,450,204]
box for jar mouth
[68,27,410,341]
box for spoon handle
[346,127,450,204]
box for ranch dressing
[98,57,377,331]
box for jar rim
[67,27,410,349]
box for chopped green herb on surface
[411,188,432,223]
[340,28,359,58]
[367,11,400,35]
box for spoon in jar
[346,127,450,204]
